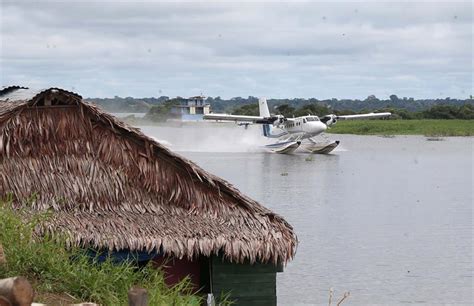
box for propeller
[276,115,286,125]
[321,114,338,126]
[255,115,282,125]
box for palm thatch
[0,87,297,265]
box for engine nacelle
[327,117,337,126]
[322,114,338,127]
[273,115,286,127]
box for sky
[0,0,472,99]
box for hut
[0,86,297,305]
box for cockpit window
[306,116,320,122]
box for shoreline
[326,119,473,137]
[112,114,474,137]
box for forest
[87,95,474,120]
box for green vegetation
[88,94,473,114]
[232,103,474,121]
[230,103,258,116]
[0,201,200,305]
[327,119,474,136]
[145,98,182,121]
[86,96,169,113]
[283,104,332,118]
[229,102,474,136]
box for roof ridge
[0,85,29,96]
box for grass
[327,119,474,136]
[0,201,201,306]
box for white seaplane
[203,98,391,154]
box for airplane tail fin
[259,97,270,117]
[258,97,287,138]
[259,97,271,137]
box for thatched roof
[0,87,297,264]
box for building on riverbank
[0,86,297,305]
[169,95,211,121]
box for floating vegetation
[328,287,351,306]
[426,137,444,141]
[280,172,289,176]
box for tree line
[233,103,474,120]
[86,94,473,119]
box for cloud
[1,1,472,98]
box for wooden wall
[210,256,283,306]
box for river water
[139,125,472,305]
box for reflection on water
[139,125,473,306]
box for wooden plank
[211,256,278,305]
[199,257,211,293]
[212,263,279,274]
[215,295,277,306]
[213,273,275,284]
[213,281,275,292]
[213,282,275,297]
[212,257,281,269]
[213,289,276,299]
[232,296,277,306]
[213,274,276,288]
[212,257,284,270]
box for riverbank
[0,203,200,305]
[327,119,474,136]
[117,115,474,137]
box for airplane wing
[203,113,280,124]
[321,112,391,126]
[336,112,392,120]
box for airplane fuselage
[276,116,327,140]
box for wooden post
[128,287,148,306]
[0,296,11,306]
[0,277,34,306]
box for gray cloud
[1,1,472,98]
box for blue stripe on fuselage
[263,124,270,137]
[262,124,288,138]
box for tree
[294,104,331,117]
[275,104,295,117]
[422,105,459,119]
[145,98,181,121]
[457,104,474,119]
[232,104,259,116]
[365,95,378,102]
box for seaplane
[203,98,391,154]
